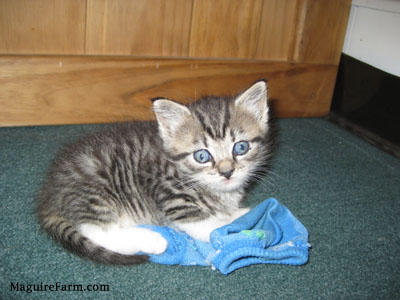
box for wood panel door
[0,0,351,126]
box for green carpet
[1,118,399,299]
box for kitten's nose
[218,160,234,179]
[220,169,234,179]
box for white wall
[343,0,400,76]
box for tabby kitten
[37,81,270,265]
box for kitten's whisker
[265,170,288,182]
[159,178,203,201]
[248,172,276,188]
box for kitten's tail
[38,215,149,265]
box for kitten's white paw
[79,223,167,255]
[139,230,168,255]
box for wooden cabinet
[0,0,351,126]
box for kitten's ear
[152,99,191,139]
[235,81,269,127]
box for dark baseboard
[330,54,400,158]
[327,113,400,159]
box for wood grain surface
[0,0,86,54]
[86,0,193,56]
[0,0,351,62]
[0,0,351,126]
[0,56,337,126]
[292,0,352,64]
[255,0,298,61]
[189,0,263,59]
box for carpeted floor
[1,118,399,299]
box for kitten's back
[37,121,164,264]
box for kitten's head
[153,81,270,193]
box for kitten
[37,80,270,265]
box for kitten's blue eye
[233,141,250,156]
[193,149,212,163]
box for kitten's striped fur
[37,81,271,265]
